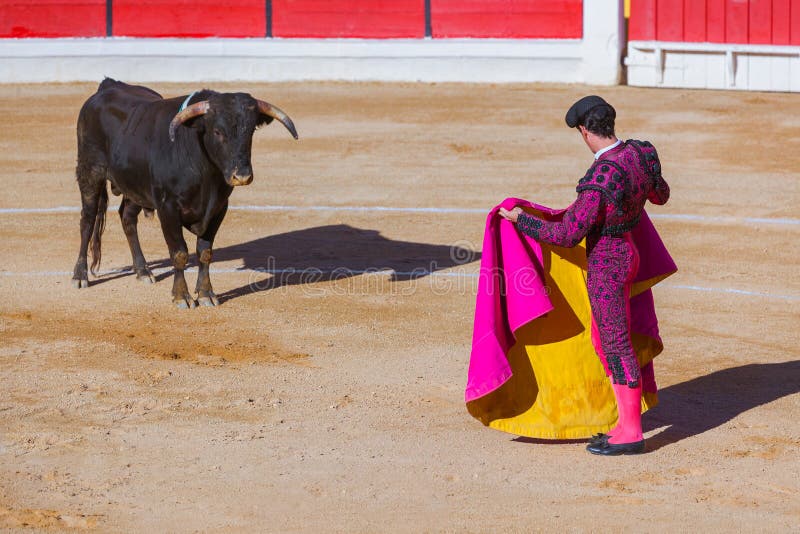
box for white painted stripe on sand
[0,204,798,226]
[0,206,81,213]
[647,213,800,226]
[231,205,490,214]
[2,268,798,301]
[658,283,800,301]
[0,267,471,279]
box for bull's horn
[256,100,299,139]
[168,100,210,142]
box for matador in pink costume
[499,96,670,455]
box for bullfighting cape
[465,198,677,439]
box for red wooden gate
[629,0,800,45]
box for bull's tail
[89,185,108,275]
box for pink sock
[608,383,643,444]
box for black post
[424,0,432,37]
[106,0,113,37]
[266,0,273,38]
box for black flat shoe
[589,433,610,444]
[586,439,645,456]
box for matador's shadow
[643,360,800,451]
[145,224,480,303]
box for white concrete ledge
[0,37,588,84]
[628,40,800,55]
[0,37,585,59]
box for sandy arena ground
[0,81,798,532]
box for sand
[1,81,798,532]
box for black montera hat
[565,95,615,128]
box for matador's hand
[498,207,523,223]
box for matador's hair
[581,105,616,138]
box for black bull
[72,78,298,308]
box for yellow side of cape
[466,239,663,440]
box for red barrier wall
[113,0,266,38]
[793,0,800,43]
[772,0,792,43]
[272,0,425,38]
[656,0,683,41]
[0,0,106,38]
[1,0,584,39]
[431,0,583,38]
[630,0,800,45]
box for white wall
[0,0,623,85]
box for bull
[72,78,298,308]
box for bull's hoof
[136,269,156,284]
[72,278,89,289]
[197,291,220,307]
[174,296,196,309]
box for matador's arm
[515,190,604,248]
[648,175,670,205]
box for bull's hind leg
[72,161,108,288]
[158,207,195,309]
[195,204,227,307]
[119,198,155,283]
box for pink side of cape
[464,198,676,403]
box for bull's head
[168,93,298,187]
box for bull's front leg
[158,207,195,309]
[195,238,218,307]
[195,204,227,307]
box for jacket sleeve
[515,190,604,248]
[648,175,670,205]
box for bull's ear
[168,100,210,141]
[255,99,298,139]
[256,114,274,128]
[183,114,206,132]
[173,114,205,141]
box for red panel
[656,0,684,41]
[431,0,582,39]
[791,0,800,44]
[725,0,749,43]
[114,0,266,38]
[0,0,105,38]
[629,0,657,40]
[684,0,708,42]
[772,0,791,44]
[707,0,726,41]
[748,0,771,43]
[272,0,425,38]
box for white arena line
[0,204,798,226]
[2,268,798,302]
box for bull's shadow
[642,360,800,451]
[143,224,480,303]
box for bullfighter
[499,95,670,455]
